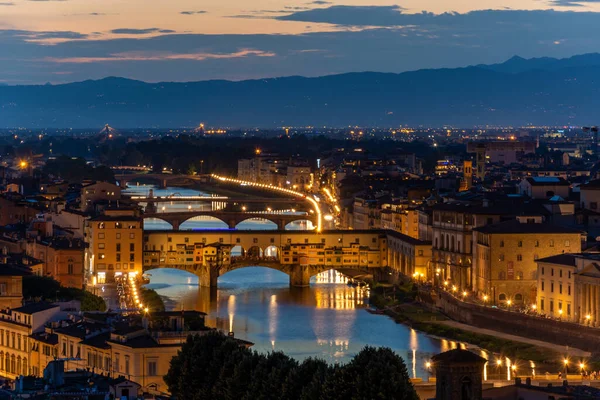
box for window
[567,304,571,316]
[550,300,554,312]
[559,284,562,294]
[499,293,507,301]
[559,270,563,278]
[99,253,105,259]
[116,243,121,252]
[129,254,135,262]
[130,233,135,239]
[98,233,105,239]
[535,240,540,247]
[184,237,189,243]
[551,268,554,276]
[500,241,504,247]
[541,267,544,275]
[236,238,241,243]
[125,356,130,375]
[568,285,571,295]
[115,353,120,372]
[130,243,135,252]
[98,243,105,249]
[541,281,544,291]
[551,282,554,292]
[518,241,523,247]
[499,254,505,261]
[565,240,570,247]
[116,233,121,239]
[541,299,545,311]
[148,361,158,376]
[98,223,105,229]
[68,263,74,274]
[418,250,423,256]
[550,240,555,247]
[568,271,571,279]
[517,255,522,261]
[116,253,121,262]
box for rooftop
[525,176,570,186]
[13,302,59,315]
[431,349,487,364]
[474,220,583,235]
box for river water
[126,184,469,377]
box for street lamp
[496,359,502,367]
[559,309,563,319]
[483,295,488,302]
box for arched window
[4,353,8,372]
[22,358,27,376]
[514,293,523,302]
[10,355,15,374]
[16,356,21,376]
[499,293,507,301]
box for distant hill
[3,53,600,128]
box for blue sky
[2,0,600,84]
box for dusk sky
[2,0,600,84]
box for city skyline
[3,1,600,84]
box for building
[579,179,600,212]
[0,303,61,379]
[431,203,516,290]
[85,208,143,285]
[431,349,486,400]
[27,237,86,288]
[518,176,570,200]
[0,264,29,309]
[473,219,583,305]
[27,311,211,396]
[0,195,39,226]
[352,197,381,230]
[80,181,122,212]
[536,253,600,326]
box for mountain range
[3,53,600,129]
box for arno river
[126,184,480,378]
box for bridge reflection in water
[146,267,446,368]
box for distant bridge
[143,211,316,230]
[114,173,212,188]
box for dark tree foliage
[165,333,418,400]
[23,275,106,311]
[139,287,165,312]
[42,155,115,183]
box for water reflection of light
[228,295,236,333]
[313,271,369,309]
[317,339,350,359]
[269,294,277,346]
[480,350,488,381]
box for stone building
[473,219,583,305]
[85,208,143,285]
[431,348,486,400]
[536,252,600,326]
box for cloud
[548,0,600,6]
[44,49,276,63]
[0,2,14,5]
[110,28,175,35]
[180,10,208,15]
[4,8,600,84]
[308,1,332,4]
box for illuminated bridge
[143,229,432,287]
[143,210,316,230]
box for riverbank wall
[435,291,600,353]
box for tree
[322,347,419,400]
[165,334,419,400]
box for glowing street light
[19,160,27,169]
[496,359,502,366]
[483,295,489,302]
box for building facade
[473,220,582,305]
[85,209,143,285]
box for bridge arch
[235,217,278,230]
[180,215,229,230]
[143,217,174,230]
[284,219,315,231]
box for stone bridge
[143,229,432,288]
[143,211,316,230]
[115,173,212,189]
